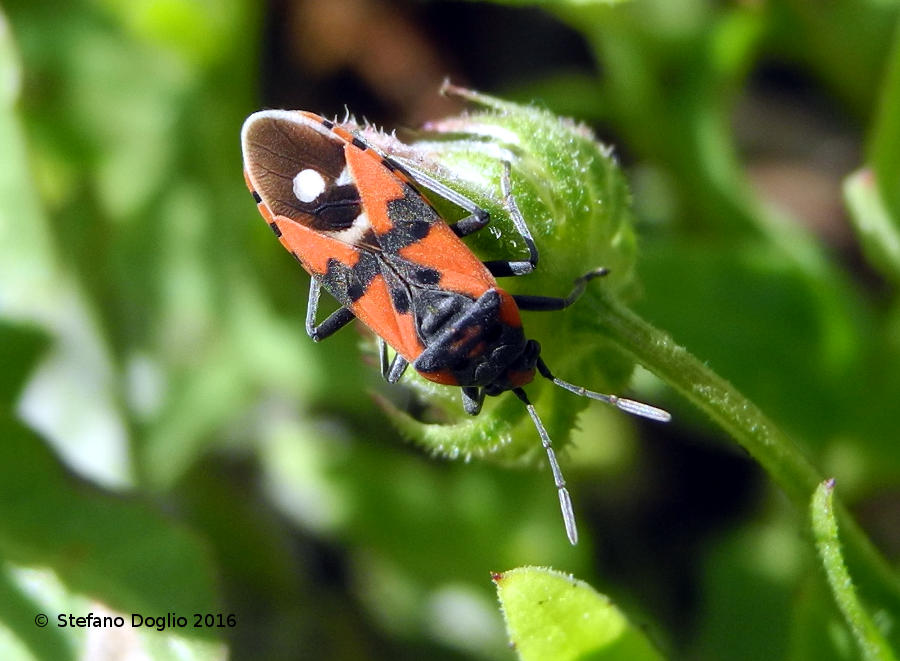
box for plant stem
[581,288,900,610]
[812,479,898,661]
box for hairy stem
[581,288,900,610]
[812,480,898,661]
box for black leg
[483,161,540,278]
[461,386,484,415]
[389,158,537,276]
[513,268,609,312]
[451,213,490,238]
[378,157,490,237]
[306,278,355,341]
[379,338,410,383]
[483,259,536,277]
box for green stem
[580,289,900,611]
[812,479,898,661]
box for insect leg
[482,161,540,278]
[391,158,536,275]
[381,157,491,237]
[451,213,491,238]
[512,387,578,545]
[378,338,410,383]
[512,268,609,311]
[461,386,485,415]
[306,278,356,342]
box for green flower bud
[357,86,649,465]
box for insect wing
[242,110,503,363]
[242,110,362,235]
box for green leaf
[96,0,246,66]
[0,8,63,325]
[844,168,900,284]
[0,322,48,407]
[0,414,220,625]
[0,11,21,109]
[0,567,74,661]
[493,566,663,661]
[811,480,898,661]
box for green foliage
[811,480,897,661]
[867,18,900,228]
[844,169,900,284]
[1,0,899,659]
[494,566,662,661]
[0,410,220,621]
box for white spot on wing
[328,211,371,245]
[293,168,326,203]
[335,165,353,186]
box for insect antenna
[515,362,670,544]
[536,358,671,422]
[512,387,579,545]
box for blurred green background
[1,0,899,659]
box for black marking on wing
[390,283,410,315]
[309,184,361,231]
[377,185,439,252]
[320,251,380,306]
[414,267,441,285]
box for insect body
[241,109,669,544]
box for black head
[483,339,541,396]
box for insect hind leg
[391,158,539,276]
[379,338,409,383]
[512,268,609,312]
[306,278,356,341]
[482,161,540,278]
[461,386,484,415]
[380,157,490,238]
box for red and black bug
[241,109,669,544]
